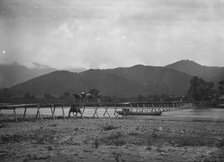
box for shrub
[100,122,119,131]
[100,130,127,146]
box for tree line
[187,76,224,101]
[1,77,224,104]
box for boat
[116,109,162,116]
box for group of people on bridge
[68,91,101,117]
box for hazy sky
[0,0,224,69]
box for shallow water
[163,108,224,120]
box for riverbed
[0,109,224,162]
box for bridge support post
[151,104,154,112]
[50,105,54,119]
[93,106,99,118]
[130,104,133,112]
[80,105,85,118]
[13,108,17,122]
[136,104,139,112]
[36,106,43,120]
[114,106,117,115]
[103,106,110,118]
[23,107,27,120]
[62,105,65,118]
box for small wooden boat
[116,109,162,116]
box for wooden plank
[0,104,38,110]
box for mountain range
[0,63,86,89]
[0,63,55,89]
[166,60,224,84]
[1,60,224,97]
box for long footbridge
[0,102,195,121]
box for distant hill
[0,63,55,89]
[5,65,191,97]
[166,60,224,83]
[9,71,85,96]
[79,69,147,96]
[8,70,148,97]
[105,65,190,95]
[2,60,224,97]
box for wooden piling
[52,105,56,118]
[103,106,110,118]
[50,105,55,119]
[81,105,86,118]
[93,106,99,118]
[13,108,17,121]
[62,105,65,119]
[36,105,43,120]
[23,107,27,120]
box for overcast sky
[0,0,224,69]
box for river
[1,107,224,121]
[163,108,224,121]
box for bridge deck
[0,102,195,121]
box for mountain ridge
[4,64,191,97]
[1,59,224,97]
[166,59,224,83]
[0,63,55,89]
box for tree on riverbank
[218,81,224,96]
[187,76,215,101]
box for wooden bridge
[0,102,195,121]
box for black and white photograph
[0,0,224,161]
